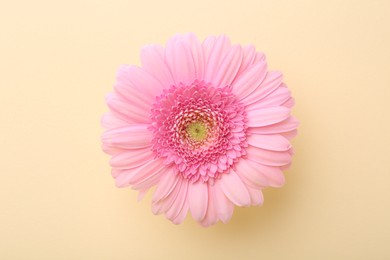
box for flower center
[187,121,208,142]
[150,81,248,183]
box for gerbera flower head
[102,33,298,226]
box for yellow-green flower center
[187,122,208,142]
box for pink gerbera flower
[102,33,298,226]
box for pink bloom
[102,34,298,226]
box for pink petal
[236,45,256,75]
[219,169,251,207]
[247,187,264,206]
[111,168,123,178]
[152,168,180,202]
[128,158,165,184]
[212,183,234,223]
[111,168,138,188]
[109,148,153,169]
[152,177,183,215]
[282,97,295,109]
[203,35,231,83]
[234,159,269,189]
[247,134,291,151]
[127,66,165,101]
[243,159,286,187]
[200,185,218,227]
[246,145,292,167]
[252,51,266,64]
[188,181,208,222]
[166,179,189,220]
[101,112,127,129]
[172,200,189,225]
[114,65,156,111]
[114,158,164,188]
[102,124,152,149]
[281,129,298,140]
[202,35,217,66]
[246,84,291,110]
[137,189,148,202]
[281,162,292,171]
[165,39,196,84]
[247,106,290,127]
[140,45,174,87]
[182,33,205,80]
[232,61,267,100]
[242,71,283,105]
[131,167,166,191]
[106,93,151,124]
[102,144,123,156]
[249,116,299,134]
[213,45,243,87]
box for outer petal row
[140,33,269,91]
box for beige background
[1,0,390,259]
